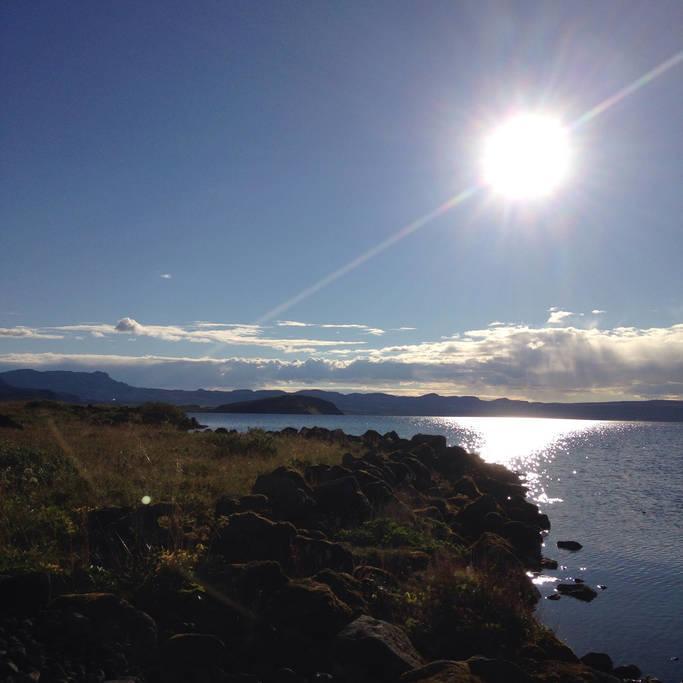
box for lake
[191,413,683,682]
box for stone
[264,579,353,638]
[253,467,316,523]
[411,434,447,451]
[334,615,424,682]
[313,476,372,527]
[212,512,296,565]
[467,655,530,682]
[401,660,481,682]
[0,572,52,614]
[49,593,157,658]
[501,520,542,561]
[452,476,481,499]
[557,583,598,602]
[613,664,641,679]
[557,540,583,551]
[314,569,367,614]
[161,633,226,683]
[292,535,354,575]
[581,652,614,673]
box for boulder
[0,571,52,614]
[314,569,367,615]
[613,664,641,679]
[456,495,503,534]
[557,583,598,602]
[557,540,583,551]
[469,533,540,605]
[401,660,481,682]
[161,633,226,683]
[467,656,530,682]
[212,512,296,565]
[334,615,424,682]
[292,535,354,575]
[452,476,481,499]
[313,476,372,527]
[411,434,447,451]
[264,579,354,638]
[49,593,157,658]
[581,652,614,673]
[253,467,316,523]
[501,520,542,562]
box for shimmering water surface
[192,413,683,682]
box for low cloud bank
[2,321,683,400]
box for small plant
[338,518,442,552]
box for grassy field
[0,401,357,572]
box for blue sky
[2,1,683,399]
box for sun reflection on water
[424,416,605,506]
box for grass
[0,401,358,572]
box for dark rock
[467,655,530,682]
[0,414,22,429]
[353,565,400,591]
[239,494,271,513]
[212,512,296,565]
[557,540,583,551]
[229,560,289,602]
[557,583,598,602]
[581,652,613,673]
[215,495,240,517]
[253,467,316,523]
[293,535,354,575]
[313,476,372,527]
[456,495,503,533]
[546,593,561,600]
[0,572,52,614]
[314,569,368,614]
[411,434,447,451]
[469,533,540,605]
[501,520,542,561]
[541,557,559,570]
[452,476,481,499]
[264,579,354,638]
[334,615,423,682]
[49,593,157,658]
[401,660,479,682]
[161,633,226,682]
[613,664,641,679]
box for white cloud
[547,308,574,324]
[0,326,63,340]
[160,273,172,279]
[54,318,365,353]
[592,309,606,315]
[4,321,683,399]
[276,320,386,335]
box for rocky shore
[0,427,653,682]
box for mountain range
[1,369,683,421]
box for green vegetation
[0,401,357,573]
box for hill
[2,368,683,421]
[212,394,342,415]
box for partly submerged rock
[557,583,598,602]
[557,540,583,551]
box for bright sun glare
[482,113,570,200]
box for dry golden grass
[0,402,358,570]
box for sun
[482,113,571,200]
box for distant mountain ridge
[1,368,683,421]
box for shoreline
[0,411,655,681]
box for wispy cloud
[592,309,606,315]
[276,320,386,336]
[53,318,365,353]
[160,273,172,279]
[0,326,63,340]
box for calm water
[191,413,683,681]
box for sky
[2,1,683,401]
